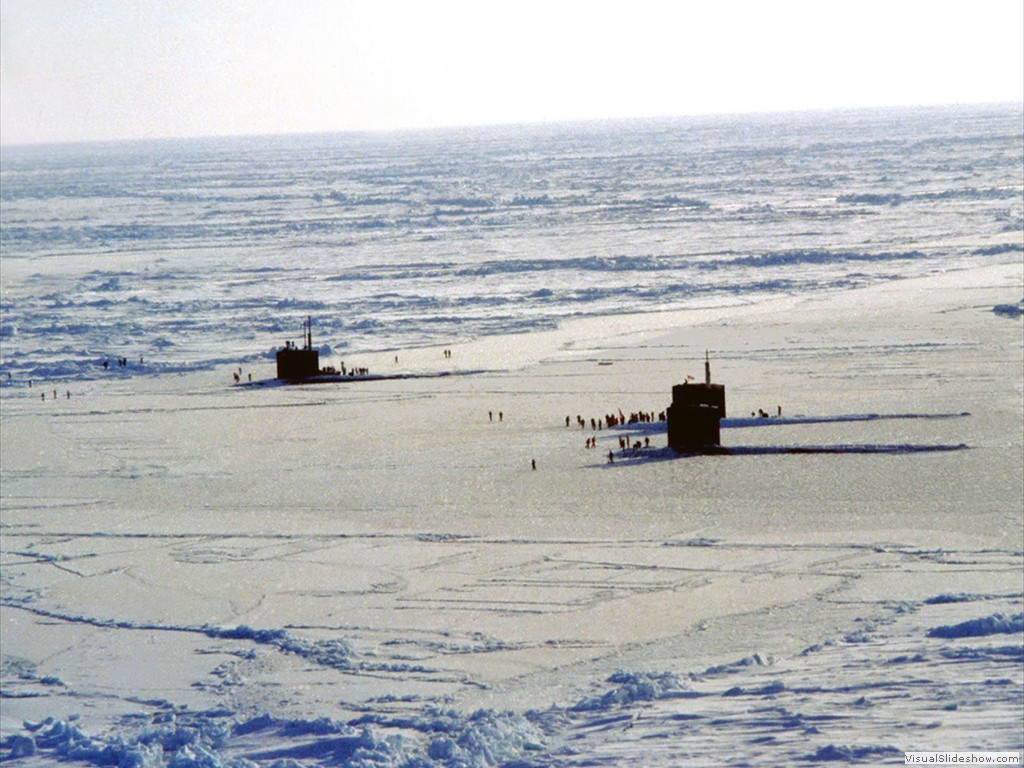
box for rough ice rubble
[3,606,1022,767]
[568,670,692,711]
[926,612,1024,639]
[351,708,547,767]
[805,743,903,762]
[8,715,232,766]
[3,577,1022,765]
[1,709,548,768]
[204,625,355,671]
[0,673,681,766]
[992,299,1024,318]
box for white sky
[1,0,1022,145]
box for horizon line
[3,99,1022,151]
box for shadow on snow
[597,411,971,466]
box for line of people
[583,435,651,450]
[337,362,370,376]
[39,389,72,400]
[567,408,666,432]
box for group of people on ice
[566,408,666,432]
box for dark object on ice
[992,299,1024,318]
[666,352,726,453]
[276,316,320,381]
[926,612,1024,639]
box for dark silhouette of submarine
[661,354,968,457]
[275,316,321,381]
[666,352,726,453]
[272,317,479,384]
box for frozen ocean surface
[1,105,1022,766]
[1,104,1022,381]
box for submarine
[666,352,726,453]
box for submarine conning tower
[666,352,726,453]
[276,315,320,381]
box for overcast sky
[1,0,1022,145]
